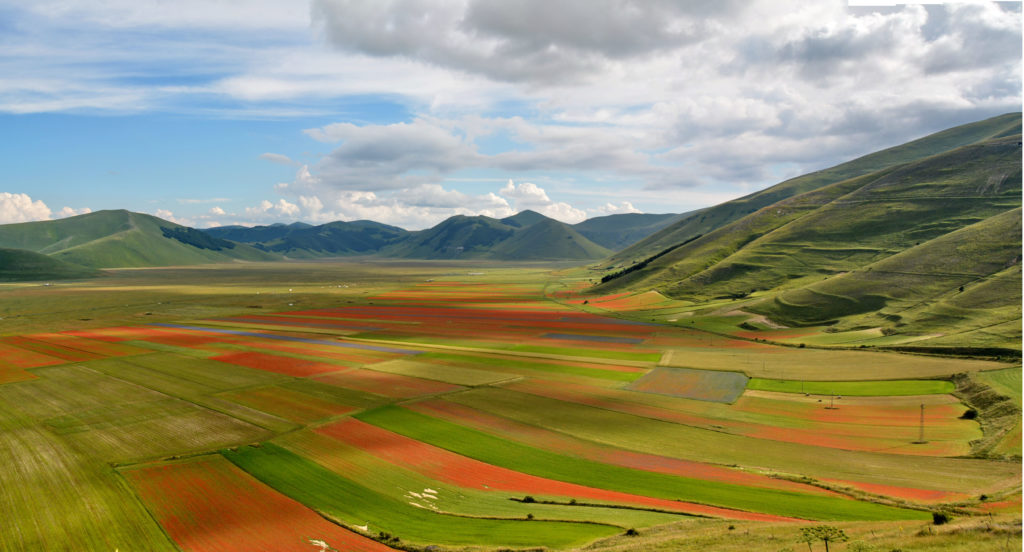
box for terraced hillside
[592,115,1022,350]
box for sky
[0,1,1020,230]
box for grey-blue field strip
[541,333,645,344]
[150,323,423,355]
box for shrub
[625,528,639,537]
[932,511,951,525]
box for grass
[445,387,1014,494]
[747,378,956,396]
[277,429,686,529]
[355,405,929,521]
[223,442,621,548]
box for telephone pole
[913,403,927,444]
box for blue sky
[0,1,1020,229]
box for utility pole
[913,403,927,444]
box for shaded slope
[250,220,408,258]
[203,222,312,243]
[0,248,99,281]
[490,218,611,260]
[608,112,1022,266]
[0,210,279,268]
[381,215,517,259]
[573,212,684,250]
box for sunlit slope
[606,112,1021,266]
[0,247,98,281]
[0,210,279,268]
[749,208,1022,343]
[590,124,1020,346]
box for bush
[624,528,639,537]
[932,511,951,525]
[960,408,978,420]
[522,495,535,503]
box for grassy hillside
[587,116,1021,349]
[203,222,312,243]
[607,112,1021,266]
[248,220,408,258]
[0,210,279,268]
[490,218,611,260]
[749,208,1022,344]
[381,215,517,259]
[573,212,683,250]
[0,248,98,281]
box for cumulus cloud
[590,201,642,216]
[58,206,92,218]
[499,180,586,224]
[209,206,226,216]
[0,192,52,223]
[245,199,300,218]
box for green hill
[204,222,312,243]
[380,212,611,261]
[490,218,611,260]
[572,212,683,250]
[607,112,1022,266]
[381,215,517,259]
[0,210,280,268]
[500,209,549,229]
[212,220,409,258]
[0,248,98,281]
[589,115,1021,348]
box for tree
[799,526,849,552]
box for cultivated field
[0,261,1018,550]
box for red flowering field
[123,456,396,552]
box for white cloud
[0,192,52,224]
[590,202,642,216]
[58,206,92,218]
[499,180,586,224]
[154,208,194,226]
[209,206,226,216]
[259,153,299,166]
[245,199,300,218]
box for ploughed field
[0,264,1018,551]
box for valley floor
[0,261,1018,551]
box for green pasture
[356,406,928,521]
[976,367,1023,406]
[276,430,685,529]
[746,378,955,396]
[444,387,1016,494]
[223,443,620,548]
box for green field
[747,378,956,396]
[223,442,621,548]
